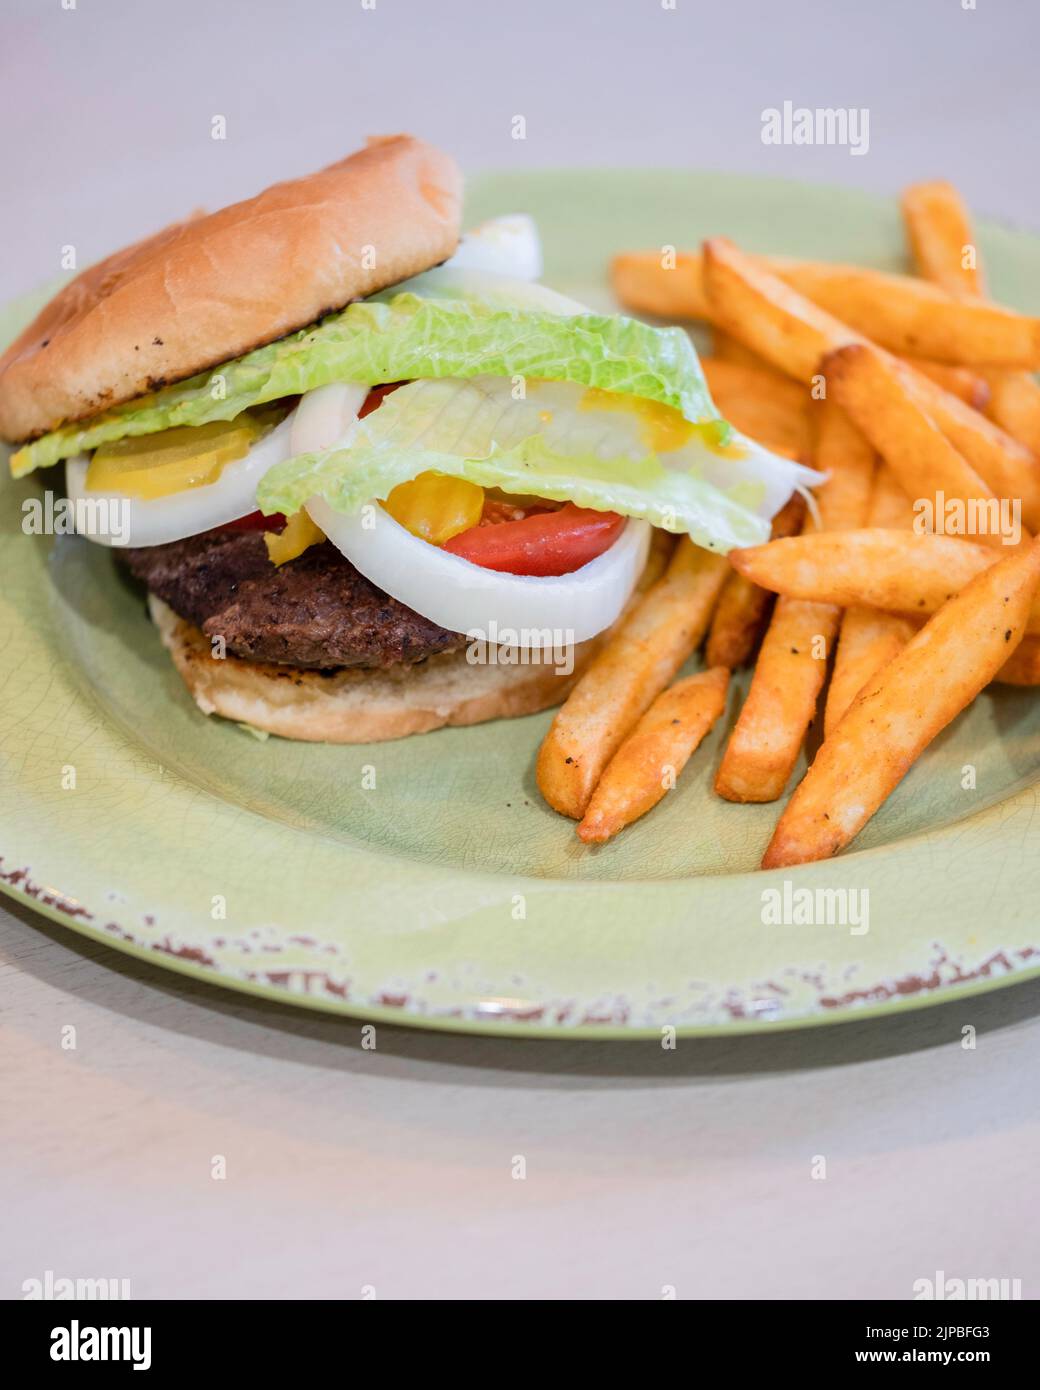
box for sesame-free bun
[149,598,598,743]
[0,135,462,444]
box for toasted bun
[149,598,598,743]
[0,135,462,444]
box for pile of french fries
[536,181,1040,867]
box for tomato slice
[359,382,404,418]
[443,503,625,576]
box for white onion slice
[289,381,368,455]
[308,495,651,647]
[445,214,543,281]
[65,408,298,548]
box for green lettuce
[10,293,721,477]
[258,377,777,552]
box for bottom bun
[149,596,605,743]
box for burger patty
[120,528,465,669]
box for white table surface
[2,0,1039,1301]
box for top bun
[0,135,462,443]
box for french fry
[810,401,876,528]
[638,526,677,591]
[704,573,770,671]
[611,249,709,319]
[714,401,872,803]
[537,539,728,819]
[905,358,990,410]
[701,249,1024,528]
[995,635,1040,686]
[824,344,1018,549]
[576,668,729,842]
[613,248,1040,367]
[897,347,1040,532]
[713,594,840,802]
[715,332,987,410]
[901,180,984,295]
[868,463,918,527]
[711,331,785,375]
[731,529,1040,633]
[706,494,805,669]
[694,245,1035,525]
[700,358,811,459]
[701,238,864,384]
[763,537,1040,867]
[902,181,1040,466]
[732,528,988,613]
[824,466,918,735]
[824,608,921,735]
[984,370,1040,456]
[767,262,1040,367]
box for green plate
[3,170,1040,1038]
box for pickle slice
[86,405,289,501]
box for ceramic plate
[3,170,1040,1038]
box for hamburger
[1,135,816,742]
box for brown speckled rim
[5,858,1040,1039]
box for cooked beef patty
[120,528,465,669]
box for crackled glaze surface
[3,171,1040,1037]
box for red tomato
[359,382,404,418]
[443,503,625,576]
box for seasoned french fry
[995,635,1040,686]
[638,526,677,591]
[901,180,984,295]
[576,667,729,842]
[713,595,840,802]
[610,249,709,319]
[768,262,1040,367]
[905,358,990,410]
[763,538,1040,867]
[537,539,728,819]
[701,358,811,459]
[868,463,918,527]
[613,248,1040,367]
[731,529,1040,634]
[897,362,1040,531]
[811,400,876,529]
[732,528,988,613]
[706,494,805,669]
[624,245,1028,514]
[701,246,1018,520]
[823,470,1037,692]
[824,344,1017,549]
[984,370,1040,456]
[714,401,872,803]
[901,181,1040,468]
[608,250,1040,366]
[701,238,864,385]
[824,607,921,735]
[704,573,770,671]
[824,466,918,734]
[711,331,785,375]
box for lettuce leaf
[257,377,811,552]
[10,293,719,477]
